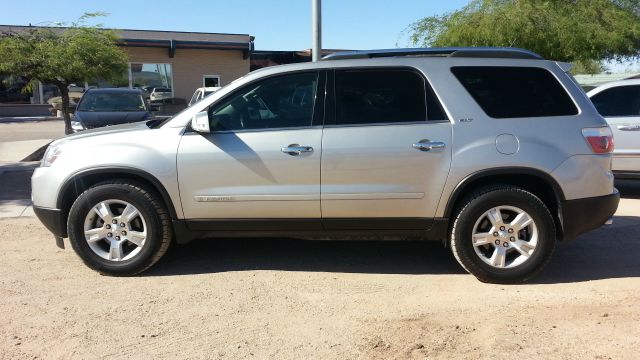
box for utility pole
[312,0,322,62]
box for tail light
[582,127,614,154]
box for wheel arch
[444,167,566,240]
[57,167,179,236]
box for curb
[0,117,62,124]
[22,142,51,162]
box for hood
[75,111,150,129]
[60,121,151,143]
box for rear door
[590,85,640,174]
[320,68,452,230]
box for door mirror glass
[191,111,210,133]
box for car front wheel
[67,180,172,275]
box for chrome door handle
[617,124,640,131]
[413,140,446,152]
[281,145,314,156]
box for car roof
[86,88,143,94]
[586,79,640,96]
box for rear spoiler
[556,62,574,73]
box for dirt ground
[1,183,639,359]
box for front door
[320,68,453,229]
[177,71,324,224]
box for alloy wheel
[83,199,147,261]
[471,205,538,269]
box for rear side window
[451,66,578,118]
[334,69,447,125]
[590,85,640,117]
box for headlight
[41,142,66,167]
[71,120,85,131]
[70,114,85,131]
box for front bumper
[33,206,67,239]
[561,189,620,241]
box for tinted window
[209,73,318,131]
[334,69,446,125]
[78,92,147,112]
[451,67,578,118]
[590,85,640,117]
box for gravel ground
[0,184,639,359]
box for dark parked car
[71,88,151,132]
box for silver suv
[32,48,620,283]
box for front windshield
[78,92,147,112]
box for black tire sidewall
[453,189,555,282]
[68,183,164,275]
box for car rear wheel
[67,180,172,275]
[450,185,556,284]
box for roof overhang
[120,38,253,59]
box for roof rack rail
[322,47,544,61]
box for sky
[0,0,636,72]
[0,0,470,50]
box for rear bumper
[561,189,619,241]
[33,206,67,238]
[613,170,640,180]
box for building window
[203,75,220,87]
[0,74,33,104]
[130,63,173,96]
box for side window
[451,66,578,118]
[590,85,640,117]
[334,69,446,126]
[209,72,318,131]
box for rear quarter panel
[410,58,612,216]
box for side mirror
[191,111,210,133]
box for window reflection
[131,63,173,101]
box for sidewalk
[0,199,34,218]
[0,161,38,219]
[0,139,51,162]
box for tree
[0,13,129,133]
[408,0,640,73]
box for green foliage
[571,60,608,75]
[0,13,129,132]
[409,0,640,65]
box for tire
[450,185,555,284]
[67,180,172,276]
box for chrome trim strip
[194,192,426,202]
[194,194,319,202]
[321,192,425,200]
[323,120,449,129]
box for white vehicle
[149,87,173,102]
[588,79,640,179]
[188,87,221,106]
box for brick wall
[125,47,249,101]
